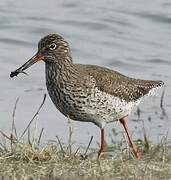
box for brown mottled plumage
[10,33,164,159]
[76,64,163,102]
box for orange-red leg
[120,118,141,159]
[98,128,106,158]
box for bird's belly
[47,85,141,127]
[80,88,141,125]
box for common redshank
[10,34,164,159]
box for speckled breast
[46,77,140,128]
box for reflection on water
[0,0,171,147]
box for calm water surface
[0,0,171,148]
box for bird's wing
[76,64,164,102]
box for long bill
[10,53,45,78]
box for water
[0,0,171,148]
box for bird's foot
[135,150,143,160]
[98,150,105,160]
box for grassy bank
[0,139,171,180]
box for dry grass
[0,140,171,180]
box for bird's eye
[49,43,57,50]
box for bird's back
[75,64,164,102]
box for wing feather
[76,64,164,102]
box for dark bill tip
[10,70,28,78]
[10,53,44,78]
[10,71,19,78]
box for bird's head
[10,34,71,78]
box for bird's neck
[45,56,79,84]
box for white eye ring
[49,43,57,50]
